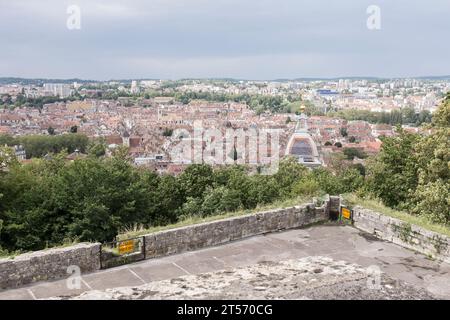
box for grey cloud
[1,0,449,79]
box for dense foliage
[328,108,433,126]
[0,155,361,252]
[0,94,80,109]
[0,133,89,159]
[365,93,450,224]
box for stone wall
[0,243,101,290]
[352,206,450,264]
[2,200,448,291]
[144,202,329,259]
[0,199,330,290]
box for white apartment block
[43,83,72,98]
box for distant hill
[0,77,98,85]
[1,75,449,85]
[274,77,383,82]
[416,75,450,80]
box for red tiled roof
[105,135,122,145]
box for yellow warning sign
[341,207,352,220]
[118,240,135,255]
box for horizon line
[1,75,450,83]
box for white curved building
[285,113,322,168]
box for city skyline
[2,75,450,83]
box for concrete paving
[0,224,449,299]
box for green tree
[18,134,89,159]
[340,127,348,137]
[365,127,419,208]
[178,164,214,199]
[247,175,279,206]
[343,147,367,160]
[291,176,321,196]
[0,134,17,146]
[410,97,450,223]
[338,168,365,193]
[87,139,107,157]
[432,93,450,127]
[153,175,184,223]
[198,186,242,216]
[311,168,342,195]
[0,145,19,170]
[274,157,308,198]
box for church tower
[122,130,130,147]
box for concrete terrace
[0,224,449,299]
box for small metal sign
[118,239,135,255]
[341,207,352,220]
[100,237,145,269]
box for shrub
[291,177,321,196]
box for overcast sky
[1,0,449,80]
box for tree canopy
[0,133,89,159]
[365,94,450,224]
[0,155,364,252]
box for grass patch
[0,247,24,259]
[117,195,317,241]
[343,193,450,238]
[0,238,80,259]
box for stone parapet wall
[352,206,450,264]
[0,243,101,290]
[144,202,329,259]
[0,199,330,290]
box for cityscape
[1,77,446,172]
[0,0,449,308]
